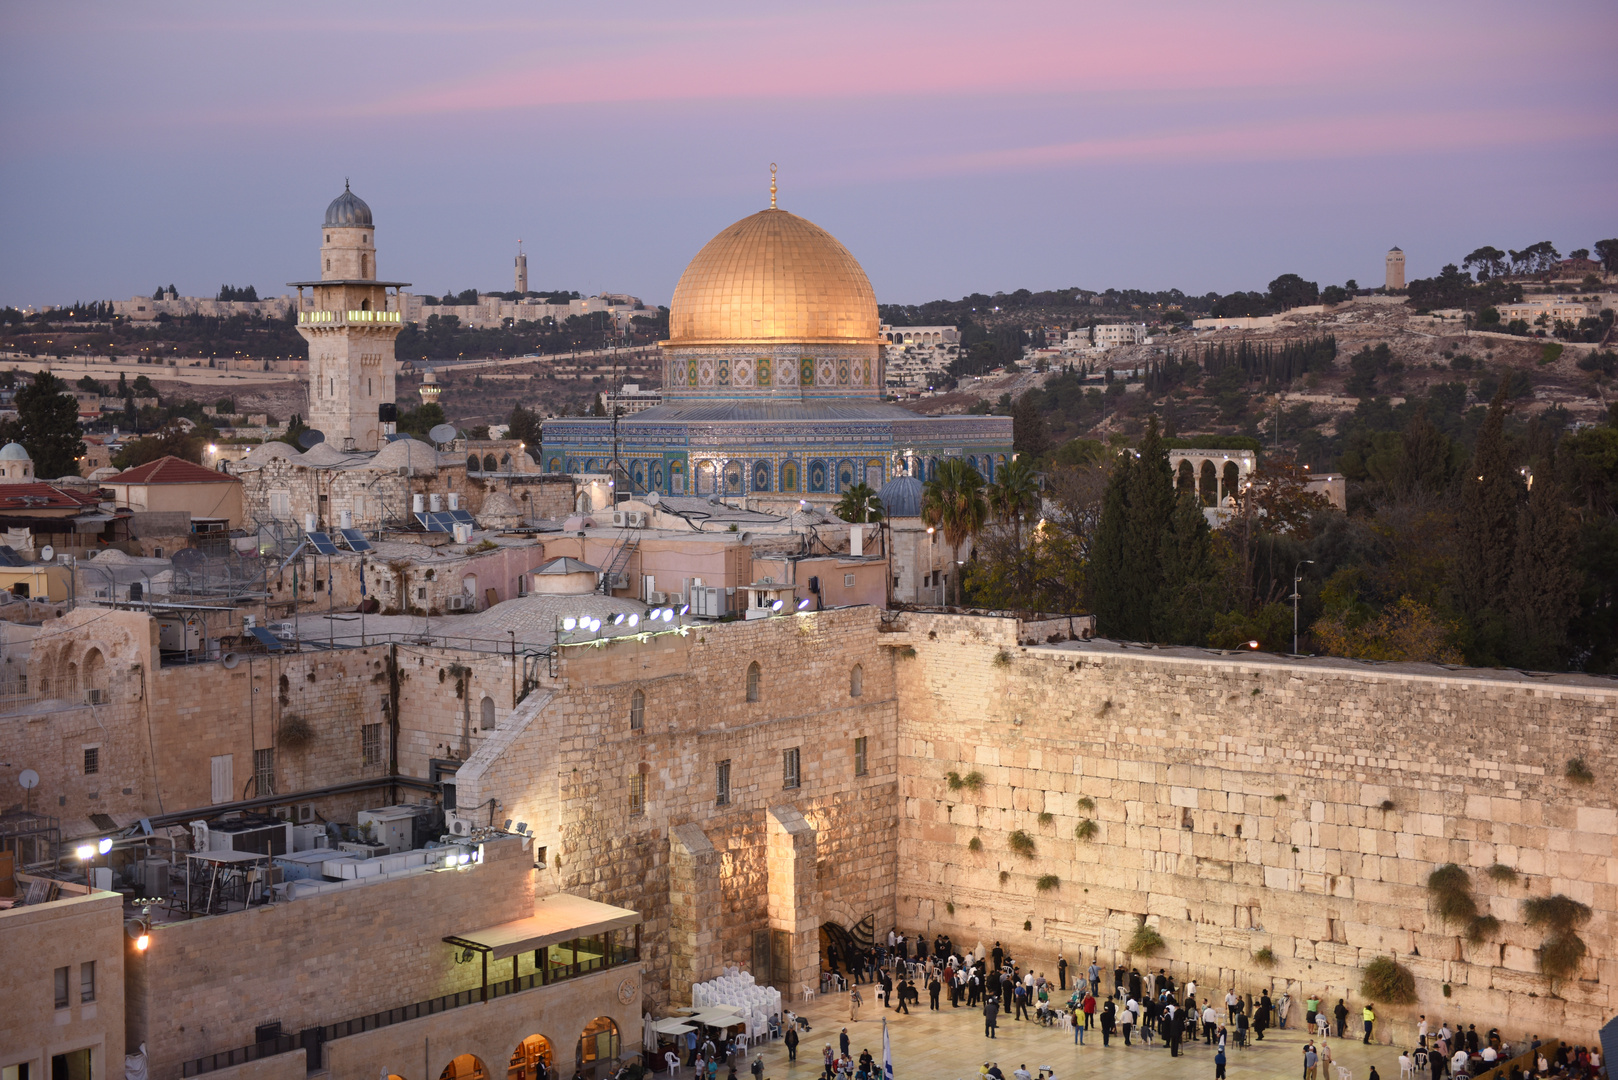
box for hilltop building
[1386,246,1406,290]
[542,180,1011,505]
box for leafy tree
[1449,387,1522,664]
[131,374,156,397]
[506,403,542,460]
[1011,393,1051,459]
[1503,477,1580,669]
[1462,246,1508,280]
[986,455,1040,546]
[397,402,447,439]
[275,413,311,448]
[921,458,987,606]
[1595,239,1618,275]
[0,371,84,478]
[833,482,884,524]
[1312,596,1463,664]
[1091,417,1215,643]
[1266,273,1319,310]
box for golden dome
[667,209,880,346]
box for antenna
[428,423,458,447]
[18,768,38,790]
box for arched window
[1222,461,1241,503]
[439,1055,487,1080]
[746,661,761,703]
[508,1035,553,1080]
[1176,459,1194,494]
[576,1017,621,1075]
[780,460,799,492]
[360,297,371,311]
[484,453,499,472]
[467,454,480,472]
[850,664,863,698]
[1199,460,1218,506]
[629,689,645,730]
[480,696,495,730]
[752,459,770,492]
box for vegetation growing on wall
[1360,956,1418,1004]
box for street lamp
[1292,560,1315,654]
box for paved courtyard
[741,989,1411,1080]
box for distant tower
[1385,247,1406,291]
[418,366,441,409]
[515,240,528,295]
[291,182,411,451]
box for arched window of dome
[866,458,883,486]
[850,664,863,698]
[670,460,686,494]
[548,456,562,473]
[745,661,761,703]
[629,689,645,730]
[724,461,742,494]
[780,460,798,492]
[652,462,664,491]
[809,459,828,493]
[752,460,770,492]
[466,454,480,472]
[836,459,855,492]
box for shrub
[993,649,1012,667]
[277,714,315,749]
[1522,894,1592,933]
[1008,830,1037,858]
[897,645,917,659]
[1465,915,1501,944]
[1360,956,1417,1004]
[968,836,982,852]
[1075,819,1099,842]
[999,870,1010,884]
[1126,920,1166,958]
[1565,757,1594,784]
[1037,811,1054,826]
[1023,919,1032,931]
[1539,932,1588,983]
[1253,946,1277,968]
[946,770,985,792]
[1273,794,1287,803]
[1427,863,1478,924]
[1486,863,1519,884]
[1380,799,1396,811]
[1077,796,1096,813]
[946,901,955,915]
[1036,874,1060,892]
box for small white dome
[0,442,31,461]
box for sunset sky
[2,1,1614,309]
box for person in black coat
[1100,999,1116,1046]
[1254,992,1271,1041]
[984,996,1000,1038]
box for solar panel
[415,512,450,533]
[448,509,476,526]
[305,532,340,555]
[0,545,23,567]
[339,528,372,552]
[248,626,285,651]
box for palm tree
[834,482,885,524]
[985,455,1041,546]
[922,457,988,606]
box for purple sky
[3,1,1614,311]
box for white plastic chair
[801,983,817,1002]
[1335,1066,1352,1080]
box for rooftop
[106,455,238,485]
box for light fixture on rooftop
[98,837,113,855]
[75,843,95,860]
[612,613,625,626]
[662,609,675,623]
[562,617,577,631]
[1244,640,1260,649]
[771,599,783,612]
[797,598,812,611]
[135,933,150,951]
[627,613,640,627]
[588,618,602,632]
[678,604,690,616]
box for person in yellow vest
[1362,1003,1376,1044]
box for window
[269,490,291,520]
[480,696,495,730]
[629,689,645,730]
[850,665,863,698]
[52,1049,91,1080]
[80,961,95,1003]
[854,736,868,777]
[210,754,234,805]
[254,747,275,797]
[745,661,760,703]
[844,573,856,588]
[361,723,383,766]
[715,760,731,807]
[535,845,548,869]
[54,965,69,1009]
[629,772,646,816]
[782,747,801,790]
[82,747,99,775]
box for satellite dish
[222,653,241,669]
[39,545,54,562]
[428,423,458,446]
[298,429,326,449]
[18,768,38,790]
[707,493,721,505]
[645,491,661,506]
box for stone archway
[506,1035,553,1080]
[439,1054,488,1080]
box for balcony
[297,310,401,326]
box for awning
[445,892,641,961]
[651,1019,698,1036]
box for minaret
[290,182,411,451]
[1385,247,1406,291]
[515,240,528,295]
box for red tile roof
[0,483,102,511]
[106,456,238,485]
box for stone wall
[890,614,1617,1045]
[129,835,534,1079]
[0,887,125,1080]
[452,606,901,1009]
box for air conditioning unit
[689,586,725,618]
[447,595,469,611]
[626,511,646,527]
[647,591,666,604]
[56,553,75,565]
[83,688,105,705]
[668,592,685,608]
[610,510,628,527]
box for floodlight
[135,933,150,951]
[797,598,812,611]
[442,855,457,868]
[678,605,690,615]
[612,613,626,626]
[588,618,602,632]
[627,613,640,627]
[503,819,513,831]
[75,843,95,860]
[562,617,577,631]
[1244,640,1260,649]
[515,822,528,834]
[458,853,471,865]
[771,599,783,612]
[98,837,113,855]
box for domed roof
[668,208,879,345]
[370,437,440,475]
[324,182,373,228]
[877,475,924,518]
[0,442,31,461]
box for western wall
[889,611,1617,1045]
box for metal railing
[182,1033,298,1077]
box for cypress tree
[1450,386,1524,663]
[1503,477,1579,670]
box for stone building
[1386,246,1407,290]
